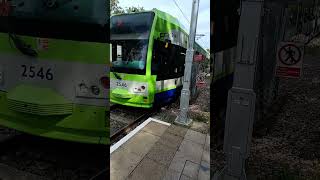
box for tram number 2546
[116,81,128,88]
[21,65,54,80]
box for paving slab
[143,121,169,137]
[168,155,187,173]
[0,163,44,180]
[175,139,204,164]
[201,147,210,164]
[180,175,194,180]
[162,169,181,180]
[166,125,188,137]
[182,161,200,179]
[127,157,167,180]
[111,119,209,180]
[146,141,177,167]
[158,131,184,150]
[110,147,142,180]
[184,129,206,145]
[198,161,210,180]
[121,130,160,157]
[205,135,210,149]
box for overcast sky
[118,0,210,50]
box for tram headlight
[91,85,100,95]
[79,83,89,93]
[133,85,146,93]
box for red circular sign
[278,44,302,66]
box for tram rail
[110,105,157,144]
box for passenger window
[152,40,186,80]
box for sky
[118,0,210,50]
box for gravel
[151,77,210,134]
[211,38,320,179]
[0,134,107,180]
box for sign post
[275,41,304,78]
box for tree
[111,0,145,15]
[125,6,145,13]
[111,0,125,14]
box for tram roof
[111,8,209,57]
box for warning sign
[276,42,304,78]
[194,54,205,62]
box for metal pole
[175,0,200,126]
[214,0,265,179]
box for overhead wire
[172,0,209,50]
[172,0,191,24]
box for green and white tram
[0,0,109,144]
[110,9,208,108]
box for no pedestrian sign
[275,42,304,78]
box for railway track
[110,104,158,144]
[0,128,108,180]
[0,128,20,143]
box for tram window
[152,40,186,79]
[111,40,148,74]
[152,40,168,78]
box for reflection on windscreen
[111,40,148,70]
[110,12,154,74]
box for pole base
[174,116,193,127]
[213,167,247,180]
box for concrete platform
[110,118,210,180]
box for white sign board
[275,41,304,78]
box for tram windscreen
[111,40,148,74]
[110,12,154,39]
[110,12,154,74]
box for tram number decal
[21,65,53,80]
[116,81,127,88]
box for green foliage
[111,0,145,15]
[202,48,210,69]
[111,0,125,14]
[125,6,145,13]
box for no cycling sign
[276,42,304,78]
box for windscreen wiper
[111,67,122,80]
[113,72,122,80]
[43,0,73,9]
[9,33,38,57]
